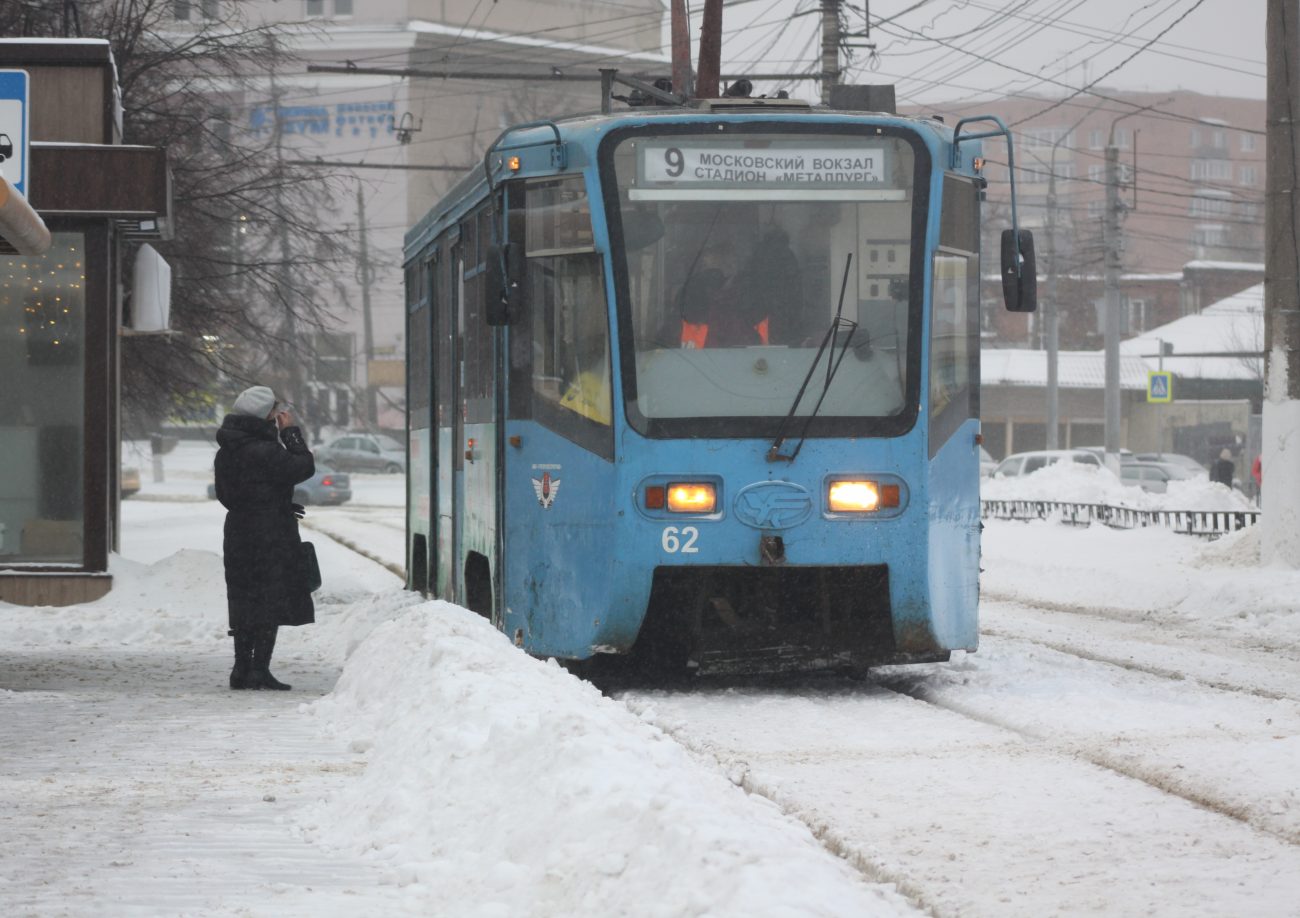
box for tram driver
[678,226,804,348]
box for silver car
[993,449,1103,478]
[314,433,406,474]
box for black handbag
[300,541,322,592]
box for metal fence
[980,499,1260,538]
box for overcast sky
[702,0,1266,104]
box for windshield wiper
[767,253,857,463]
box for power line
[1010,0,1210,126]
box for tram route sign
[638,139,889,190]
[0,69,29,198]
[1147,371,1173,404]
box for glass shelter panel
[608,130,924,438]
[0,233,86,563]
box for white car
[993,449,1102,478]
[979,445,997,478]
[1121,460,1198,494]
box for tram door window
[461,206,493,424]
[929,174,981,456]
[434,238,457,597]
[511,176,613,459]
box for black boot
[250,626,291,691]
[229,630,255,689]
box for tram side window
[407,260,431,415]
[462,206,493,424]
[929,174,981,454]
[516,176,612,456]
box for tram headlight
[666,483,716,513]
[828,480,881,512]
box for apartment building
[919,90,1265,351]
[171,0,665,430]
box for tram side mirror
[1000,229,1038,313]
[486,241,525,326]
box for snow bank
[982,518,1300,647]
[303,603,910,918]
[981,461,1253,511]
[0,550,228,647]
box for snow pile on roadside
[1195,523,1262,568]
[982,519,1300,644]
[303,602,910,918]
[0,550,228,647]
[982,462,1136,504]
[981,461,1252,511]
[0,537,405,653]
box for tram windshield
[607,129,924,437]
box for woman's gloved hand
[291,502,306,520]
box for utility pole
[356,184,377,427]
[1045,160,1060,449]
[1264,0,1300,566]
[1102,135,1123,475]
[696,0,723,98]
[670,0,692,97]
[821,0,841,105]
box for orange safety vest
[680,317,770,348]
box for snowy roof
[1120,284,1263,381]
[407,19,669,64]
[982,349,1149,390]
[1183,260,1265,272]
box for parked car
[979,445,997,478]
[206,465,352,506]
[1133,452,1207,476]
[1075,446,1135,464]
[314,433,405,474]
[120,466,141,498]
[1120,461,1183,494]
[993,449,1103,478]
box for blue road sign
[1147,371,1172,403]
[0,69,30,198]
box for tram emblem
[734,481,813,530]
[532,472,562,510]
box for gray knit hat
[231,385,277,419]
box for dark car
[0,134,11,163]
[314,433,405,474]
[207,464,351,506]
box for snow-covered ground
[3,447,1299,915]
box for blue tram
[403,91,1034,673]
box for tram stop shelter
[0,39,170,605]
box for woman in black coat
[214,385,316,690]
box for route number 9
[664,147,684,178]
[661,525,699,554]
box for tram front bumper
[635,564,942,674]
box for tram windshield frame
[600,122,932,441]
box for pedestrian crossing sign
[1147,371,1172,403]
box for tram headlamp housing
[828,480,880,512]
[827,480,903,513]
[666,483,716,513]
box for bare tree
[4,1,356,435]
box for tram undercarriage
[631,565,948,675]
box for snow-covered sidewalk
[0,502,910,917]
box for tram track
[622,616,1300,917]
[873,673,1300,848]
[627,673,1300,918]
[980,596,1300,702]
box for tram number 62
[661,526,700,554]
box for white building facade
[176,0,665,431]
